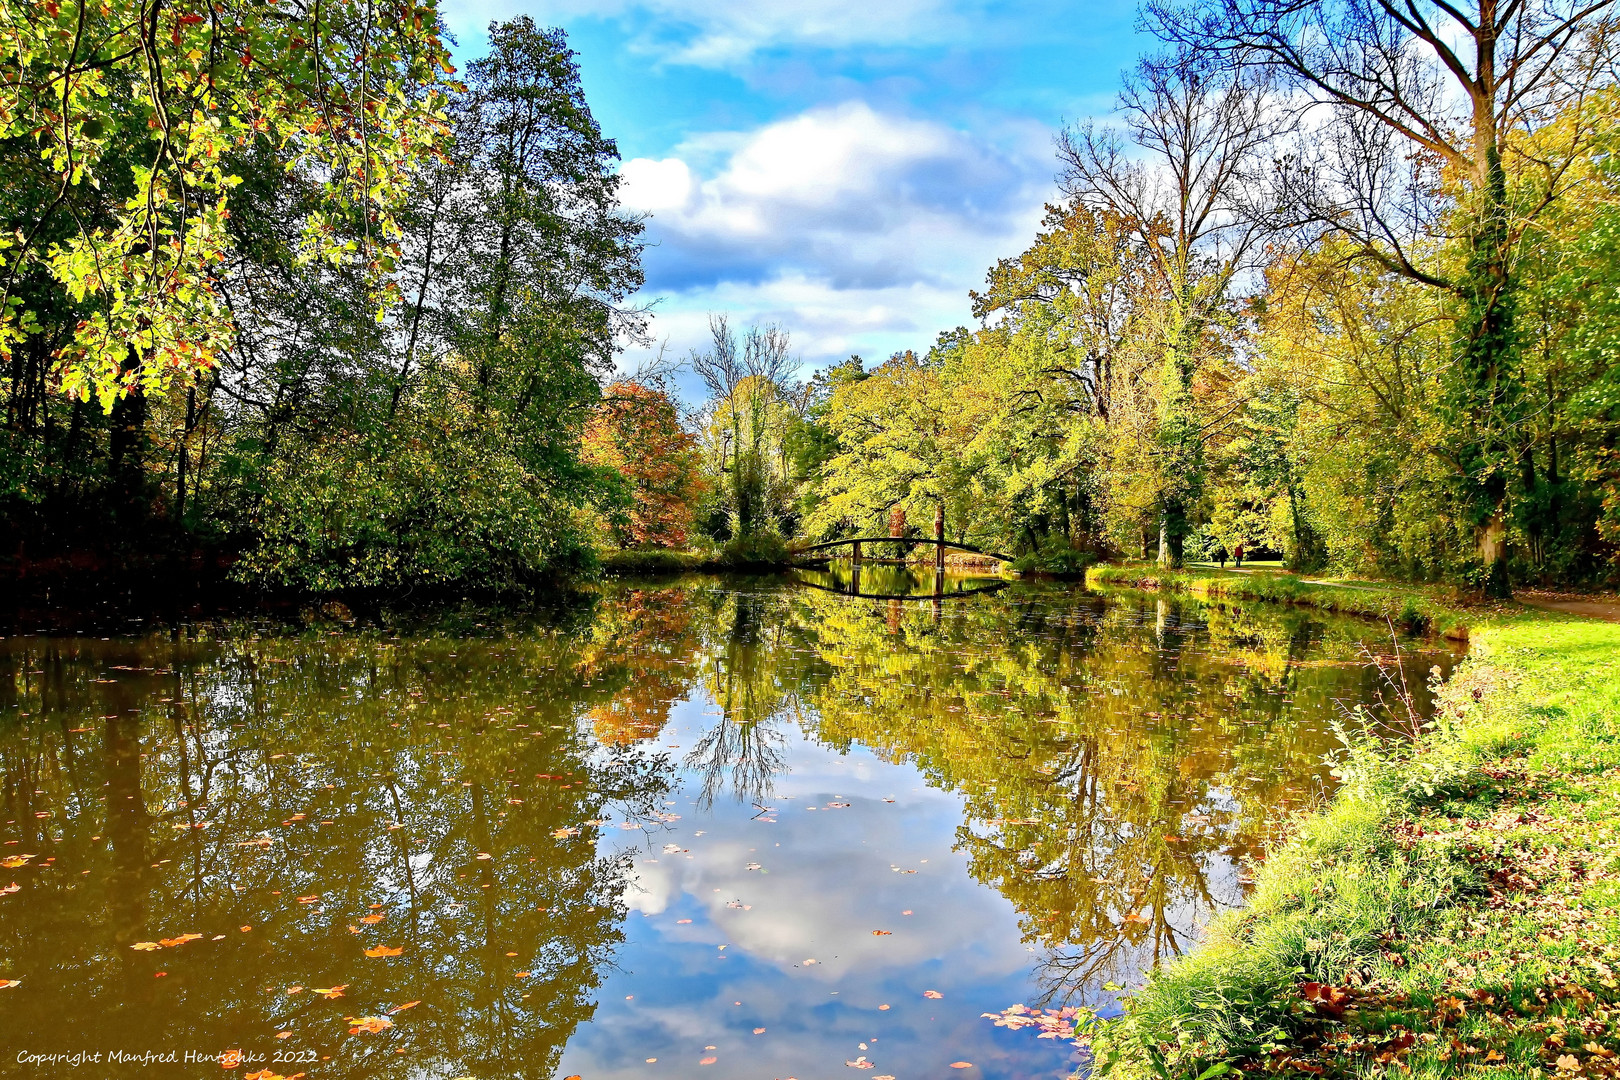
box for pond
[0,579,1453,1079]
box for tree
[691,315,796,539]
[1055,49,1287,567]
[0,0,454,409]
[1149,0,1620,593]
[582,381,705,548]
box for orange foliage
[582,381,705,548]
[580,590,697,745]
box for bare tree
[1057,49,1290,566]
[691,314,797,538]
[1146,0,1620,593]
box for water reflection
[0,584,1451,1077]
[792,562,1007,600]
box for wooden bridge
[793,535,1015,566]
[793,508,1013,569]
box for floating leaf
[871,930,892,936]
[360,914,384,924]
[1,856,32,869]
[389,1001,420,1014]
[346,1016,393,1034]
[0,979,19,988]
[949,1063,974,1070]
[364,946,403,958]
[699,1058,717,1066]
[1,883,20,895]
[130,942,162,951]
[312,985,348,999]
[159,933,203,948]
[923,990,943,999]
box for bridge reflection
[789,563,1008,603]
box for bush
[598,548,706,577]
[1010,540,1099,577]
[719,531,789,568]
[232,424,595,592]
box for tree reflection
[0,583,1449,1070]
[0,620,675,1078]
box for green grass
[1095,610,1620,1079]
[1085,563,1475,640]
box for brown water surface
[0,579,1451,1079]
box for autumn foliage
[583,382,705,548]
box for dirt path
[1518,597,1620,623]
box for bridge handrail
[793,536,1015,562]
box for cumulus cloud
[615,102,1052,373]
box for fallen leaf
[700,1057,717,1065]
[346,1016,393,1035]
[360,914,384,924]
[878,1004,890,1011]
[753,1027,766,1034]
[846,1057,875,1070]
[551,827,578,838]
[0,883,20,895]
[389,1001,420,1014]
[0,980,19,988]
[677,918,692,924]
[1,856,31,869]
[923,990,943,999]
[476,852,492,860]
[871,930,892,936]
[159,933,203,948]
[286,986,304,995]
[295,895,320,904]
[949,1063,974,1070]
[364,946,403,958]
[130,942,162,951]
[312,986,348,999]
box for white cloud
[446,0,998,67]
[616,102,1053,377]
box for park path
[1518,597,1620,623]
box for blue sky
[439,0,1151,379]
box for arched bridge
[793,536,1015,565]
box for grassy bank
[1089,602,1620,1079]
[1085,563,1475,640]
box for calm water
[0,578,1451,1079]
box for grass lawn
[1077,567,1620,1079]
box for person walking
[1232,542,1244,568]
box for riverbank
[1085,563,1479,640]
[1085,588,1620,1078]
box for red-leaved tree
[583,381,705,548]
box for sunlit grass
[1098,609,1620,1079]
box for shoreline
[1071,574,1620,1079]
[1084,563,1482,641]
